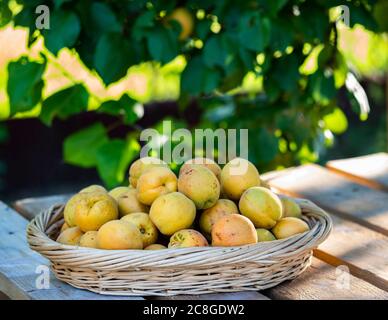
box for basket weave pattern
[27,198,332,296]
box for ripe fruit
[239,187,283,229]
[144,244,167,250]
[221,158,261,200]
[73,192,119,232]
[121,212,158,248]
[117,189,149,217]
[178,165,220,209]
[180,157,221,181]
[212,214,257,247]
[149,192,196,236]
[79,231,99,248]
[64,193,93,227]
[167,8,194,40]
[60,222,69,233]
[137,167,178,205]
[256,228,276,242]
[109,186,133,200]
[56,227,83,245]
[97,220,143,250]
[281,197,302,218]
[168,229,208,248]
[272,217,310,239]
[199,199,239,239]
[129,157,168,188]
[79,185,107,193]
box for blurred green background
[0,0,387,200]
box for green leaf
[238,13,270,52]
[89,2,120,34]
[269,20,293,52]
[309,70,336,104]
[348,3,378,31]
[323,107,348,134]
[272,55,300,91]
[96,138,140,188]
[333,52,348,88]
[196,19,212,39]
[54,0,72,9]
[98,94,141,124]
[374,0,388,32]
[7,57,46,115]
[249,128,279,164]
[181,56,221,95]
[147,26,179,64]
[259,0,289,16]
[42,10,80,55]
[0,1,12,27]
[63,123,109,168]
[203,36,227,68]
[40,84,89,125]
[94,32,133,85]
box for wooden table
[1,153,388,300]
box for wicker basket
[27,198,332,296]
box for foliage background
[0,0,387,195]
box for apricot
[97,220,143,250]
[281,197,302,219]
[239,187,283,229]
[256,228,276,242]
[79,231,99,248]
[73,192,119,232]
[212,214,257,247]
[56,226,83,246]
[178,165,220,209]
[168,229,208,248]
[109,186,132,200]
[79,185,107,193]
[64,193,84,227]
[144,244,167,250]
[60,222,69,233]
[180,157,221,181]
[272,217,310,239]
[121,212,158,248]
[199,199,239,239]
[117,188,149,217]
[137,167,178,205]
[167,7,194,40]
[221,158,261,200]
[149,192,196,236]
[129,157,168,188]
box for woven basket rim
[26,198,332,266]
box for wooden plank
[327,153,388,192]
[0,201,143,300]
[265,166,388,291]
[264,257,388,300]
[153,291,269,300]
[13,194,71,220]
[266,164,388,236]
[313,214,388,292]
